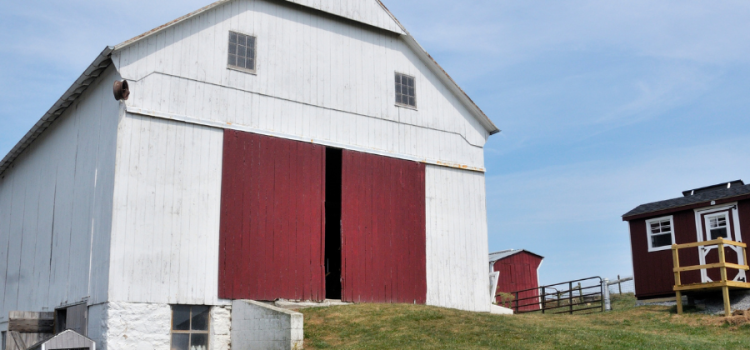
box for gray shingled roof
[623,184,750,219]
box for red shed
[489,249,544,311]
[623,181,750,300]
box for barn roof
[623,182,750,220]
[0,47,113,177]
[489,249,544,263]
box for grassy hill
[300,294,750,349]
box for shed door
[219,130,326,301]
[696,205,745,283]
[340,150,427,304]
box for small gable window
[228,31,256,72]
[395,73,416,108]
[646,216,675,252]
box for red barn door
[219,130,326,301]
[340,150,427,304]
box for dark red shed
[489,249,544,311]
[623,180,750,300]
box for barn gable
[109,0,495,171]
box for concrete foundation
[232,300,304,350]
[489,304,513,315]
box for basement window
[228,31,256,73]
[171,305,210,350]
[395,73,416,108]
[646,216,675,252]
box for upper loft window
[171,305,210,350]
[228,31,256,73]
[395,73,416,108]
[646,216,674,252]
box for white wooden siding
[425,164,490,312]
[108,113,227,305]
[283,0,404,34]
[113,0,487,170]
[0,66,119,325]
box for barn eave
[0,47,114,177]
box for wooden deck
[672,238,750,316]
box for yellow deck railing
[672,238,750,316]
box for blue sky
[2,0,750,287]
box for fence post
[672,244,683,315]
[718,240,731,317]
[617,275,622,295]
[602,278,611,311]
[541,287,546,314]
[569,282,573,314]
[515,291,519,313]
[578,282,583,304]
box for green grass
[300,294,750,349]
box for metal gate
[509,276,604,314]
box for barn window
[707,213,729,240]
[395,73,416,108]
[646,216,675,252]
[228,31,256,73]
[171,305,210,350]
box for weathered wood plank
[425,165,491,312]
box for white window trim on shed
[646,215,675,252]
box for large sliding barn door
[219,130,326,301]
[341,150,427,304]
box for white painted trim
[645,215,675,252]
[125,106,487,173]
[694,203,744,283]
[536,260,543,307]
[705,212,730,240]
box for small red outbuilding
[623,180,750,300]
[489,249,544,311]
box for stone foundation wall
[88,302,232,350]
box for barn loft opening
[325,147,343,299]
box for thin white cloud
[592,64,717,127]
[487,137,750,229]
[396,0,750,69]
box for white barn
[0,0,499,349]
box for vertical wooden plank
[219,131,326,301]
[340,151,426,304]
[220,129,236,299]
